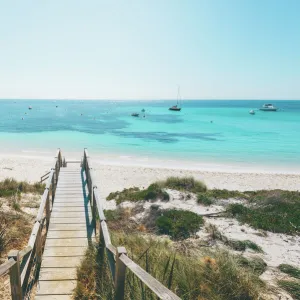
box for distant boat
[169,86,182,111]
[131,113,139,117]
[28,106,32,110]
[259,104,277,111]
[249,110,255,115]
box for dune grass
[107,183,169,205]
[0,178,45,197]
[75,231,265,300]
[279,264,300,279]
[156,209,204,240]
[160,176,207,193]
[278,280,300,299]
[227,199,300,234]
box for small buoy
[210,120,213,123]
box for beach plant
[278,280,300,299]
[0,178,45,197]
[107,184,169,205]
[237,256,267,275]
[227,198,300,234]
[74,231,265,300]
[156,209,204,240]
[197,193,214,206]
[278,264,300,279]
[160,176,207,193]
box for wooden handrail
[0,149,63,300]
[83,148,181,300]
[0,258,16,276]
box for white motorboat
[249,110,255,115]
[259,104,277,111]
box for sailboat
[169,86,181,111]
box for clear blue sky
[0,0,299,100]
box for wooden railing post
[115,247,127,300]
[7,250,22,300]
[35,224,42,266]
[45,188,50,230]
[51,168,55,205]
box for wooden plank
[51,206,91,212]
[53,199,85,203]
[41,256,84,268]
[39,268,77,280]
[0,258,15,276]
[45,238,89,247]
[52,203,85,207]
[43,247,86,257]
[47,230,89,239]
[49,223,90,231]
[50,218,87,224]
[35,296,72,300]
[51,212,92,218]
[36,280,76,295]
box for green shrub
[206,189,244,199]
[197,193,214,206]
[162,176,207,193]
[106,184,169,205]
[156,210,204,240]
[279,264,300,279]
[75,231,265,300]
[237,256,267,275]
[278,280,300,299]
[0,178,45,197]
[227,202,300,234]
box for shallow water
[0,100,299,170]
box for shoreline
[0,151,299,196]
[1,149,300,175]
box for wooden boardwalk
[35,166,94,299]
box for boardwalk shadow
[80,167,95,242]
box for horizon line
[0,98,299,101]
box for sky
[0,0,299,100]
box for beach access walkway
[0,149,180,300]
[35,166,93,298]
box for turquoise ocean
[0,100,299,171]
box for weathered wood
[0,258,15,276]
[115,247,127,300]
[36,188,49,222]
[41,256,84,268]
[28,221,40,248]
[35,225,43,266]
[51,211,92,218]
[46,190,50,229]
[35,295,73,300]
[39,268,77,280]
[119,254,181,300]
[94,187,106,221]
[43,247,86,257]
[36,280,76,295]
[45,238,89,247]
[50,217,88,224]
[18,245,32,259]
[8,250,22,300]
[101,220,111,246]
[47,230,90,239]
[48,223,90,231]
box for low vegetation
[107,183,169,205]
[278,280,300,299]
[279,264,300,280]
[156,209,204,240]
[160,176,207,193]
[0,178,45,197]
[206,224,262,252]
[197,193,214,206]
[227,199,300,234]
[75,231,265,300]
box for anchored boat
[169,86,182,111]
[259,104,277,111]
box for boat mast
[177,85,181,107]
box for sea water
[0,100,299,171]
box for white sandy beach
[0,152,299,199]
